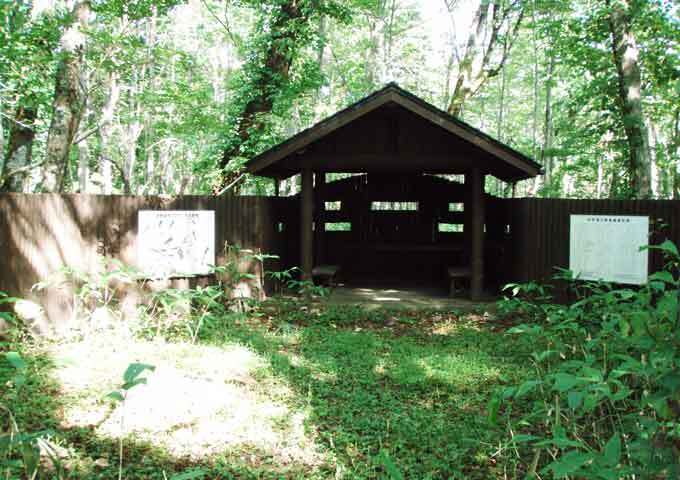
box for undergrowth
[492,240,680,478]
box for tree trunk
[219,0,305,188]
[156,142,171,193]
[497,62,507,141]
[540,54,555,191]
[671,109,680,199]
[596,155,604,198]
[0,99,4,176]
[648,119,659,198]
[42,0,90,192]
[606,0,652,198]
[99,71,120,194]
[1,105,37,192]
[447,0,525,116]
[122,123,143,194]
[383,0,397,81]
[78,139,89,192]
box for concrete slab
[323,282,497,311]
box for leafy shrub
[0,292,20,329]
[1,351,64,479]
[33,256,139,329]
[142,284,230,342]
[491,240,680,478]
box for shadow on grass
[207,302,532,479]
[0,341,327,480]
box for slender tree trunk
[597,155,604,198]
[497,63,507,142]
[606,0,652,198]
[648,119,660,198]
[1,105,37,192]
[42,0,90,191]
[144,8,158,191]
[531,0,539,158]
[610,162,619,197]
[366,10,381,86]
[383,0,397,81]
[540,54,555,191]
[156,143,171,193]
[0,99,4,174]
[78,139,89,192]
[530,19,542,197]
[671,109,680,199]
[447,0,525,116]
[99,71,120,194]
[122,123,143,194]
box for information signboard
[569,215,648,285]
[138,210,215,278]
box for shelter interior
[281,173,511,292]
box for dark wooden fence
[3,193,680,330]
[505,198,680,285]
[0,194,294,331]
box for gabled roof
[245,83,543,182]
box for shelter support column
[301,169,314,281]
[468,168,485,300]
[314,172,326,266]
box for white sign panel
[569,215,648,285]
[138,210,215,278]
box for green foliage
[108,362,156,403]
[33,256,140,329]
[285,279,330,298]
[141,244,276,340]
[0,291,20,331]
[492,241,680,478]
[107,362,156,480]
[144,283,229,342]
[0,351,63,479]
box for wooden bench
[312,265,341,287]
[447,266,471,297]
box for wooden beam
[468,168,485,300]
[300,169,314,280]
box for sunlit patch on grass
[49,334,328,467]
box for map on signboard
[138,210,215,278]
[569,215,648,285]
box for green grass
[1,299,532,479]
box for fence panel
[0,194,293,331]
[505,198,680,287]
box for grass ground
[1,298,532,479]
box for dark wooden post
[274,179,280,197]
[469,168,485,300]
[314,172,326,266]
[301,169,314,280]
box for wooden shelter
[245,83,542,299]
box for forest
[0,0,678,199]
